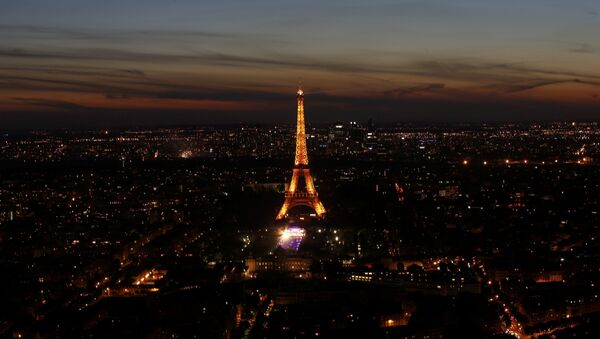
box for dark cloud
[13,97,88,110]
[383,83,445,97]
[154,89,289,102]
[0,75,138,94]
[488,78,600,93]
[118,69,146,77]
[0,25,99,40]
[411,60,600,84]
[105,93,130,100]
[0,66,146,80]
[0,25,241,42]
[488,79,574,93]
[569,43,596,54]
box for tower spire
[294,81,308,166]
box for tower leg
[276,198,291,220]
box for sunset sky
[2,0,600,128]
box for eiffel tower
[276,84,326,220]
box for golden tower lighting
[276,84,326,220]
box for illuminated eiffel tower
[276,84,326,220]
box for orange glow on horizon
[1,77,598,117]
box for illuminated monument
[276,84,326,220]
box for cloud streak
[569,43,596,54]
[13,97,88,110]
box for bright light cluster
[279,227,305,240]
[277,227,305,251]
[180,150,193,159]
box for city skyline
[2,0,600,129]
[2,120,600,337]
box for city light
[180,150,193,159]
[277,227,306,251]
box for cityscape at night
[2,1,600,338]
[2,116,600,337]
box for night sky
[2,0,600,129]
